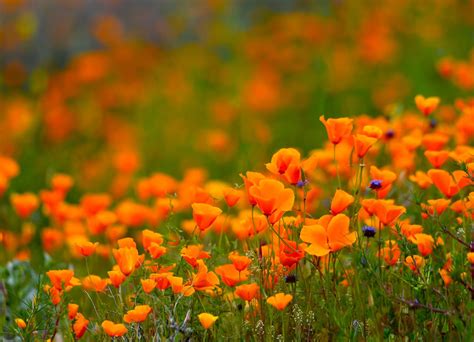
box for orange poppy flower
[11,193,39,219]
[51,173,74,195]
[198,313,218,329]
[82,275,108,292]
[235,283,260,301]
[415,95,440,116]
[113,246,139,276]
[75,240,98,257]
[279,240,305,268]
[223,188,242,207]
[353,134,378,159]
[400,223,423,239]
[102,320,128,337]
[330,189,354,215]
[192,203,222,231]
[266,148,301,175]
[123,305,152,323]
[108,267,126,288]
[424,150,450,168]
[73,313,89,339]
[266,293,293,310]
[428,169,460,198]
[423,198,451,216]
[249,179,294,216]
[369,166,397,199]
[405,255,425,272]
[191,260,220,292]
[68,303,79,320]
[141,279,157,293]
[148,243,167,259]
[439,269,452,287]
[181,244,211,268]
[409,171,432,189]
[240,171,266,206]
[378,240,401,266]
[44,285,62,305]
[422,133,449,151]
[142,229,164,250]
[115,200,151,227]
[361,125,383,139]
[320,116,353,145]
[409,234,435,256]
[372,201,406,226]
[300,214,356,256]
[228,252,252,271]
[81,193,111,216]
[215,264,249,287]
[46,269,78,290]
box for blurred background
[0,0,473,194]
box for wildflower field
[1,0,474,340]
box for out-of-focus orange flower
[415,95,440,116]
[423,198,451,216]
[378,240,401,266]
[267,293,293,310]
[439,269,452,286]
[300,214,356,256]
[75,240,98,257]
[82,275,108,292]
[123,305,152,323]
[405,255,425,272]
[223,188,242,207]
[198,313,218,329]
[181,244,211,268]
[467,252,474,264]
[409,171,432,189]
[15,318,26,329]
[0,156,19,179]
[249,179,294,217]
[42,228,64,253]
[68,303,79,320]
[102,320,128,337]
[320,116,353,145]
[192,203,222,231]
[330,189,354,215]
[409,234,435,257]
[11,193,39,219]
[116,200,151,227]
[81,193,111,216]
[422,133,449,151]
[73,313,89,339]
[51,173,74,195]
[215,264,249,287]
[235,283,260,301]
[424,150,450,168]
